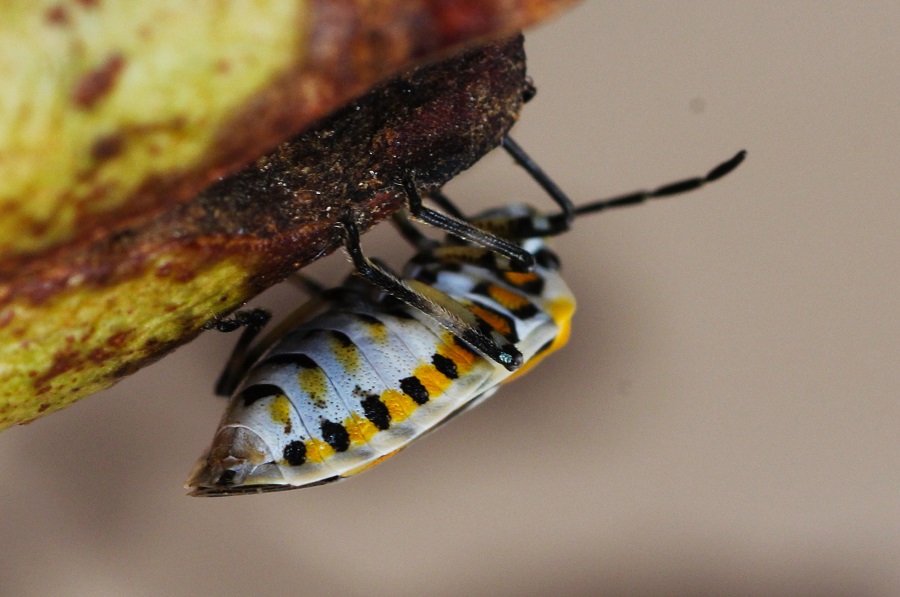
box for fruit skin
[0,34,538,430]
[0,0,578,264]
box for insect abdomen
[188,304,501,494]
[189,249,575,495]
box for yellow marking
[505,297,576,384]
[330,333,360,374]
[380,388,419,423]
[486,285,532,313]
[545,296,576,351]
[434,246,472,261]
[436,331,479,375]
[361,318,388,344]
[297,365,330,407]
[268,394,292,434]
[468,304,512,337]
[344,414,379,445]
[413,363,453,397]
[503,271,540,287]
[304,437,336,463]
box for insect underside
[187,136,745,496]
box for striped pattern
[187,232,575,496]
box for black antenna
[573,150,747,217]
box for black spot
[431,353,459,380]
[535,248,561,270]
[282,440,307,466]
[362,394,391,430]
[511,302,540,319]
[321,420,350,452]
[216,469,237,486]
[239,384,284,407]
[399,376,430,405]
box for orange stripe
[468,304,512,336]
[486,284,532,312]
[503,271,540,287]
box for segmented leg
[428,189,466,220]
[391,209,439,252]
[341,215,524,371]
[203,308,272,397]
[502,136,575,227]
[206,288,335,396]
[402,177,535,272]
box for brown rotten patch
[0,35,531,430]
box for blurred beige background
[2,3,898,596]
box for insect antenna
[488,144,746,238]
[573,150,747,217]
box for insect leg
[463,137,577,240]
[391,209,439,252]
[428,189,466,220]
[203,308,272,397]
[402,177,535,272]
[502,136,575,229]
[341,215,523,371]
[391,189,473,250]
